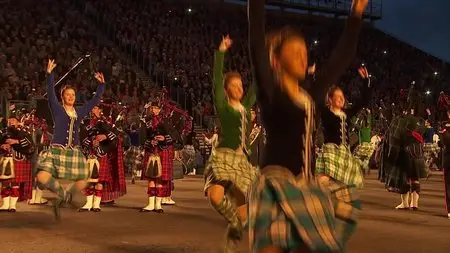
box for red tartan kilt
[142,147,174,181]
[97,155,113,183]
[2,160,33,184]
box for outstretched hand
[358,66,370,79]
[94,72,105,84]
[47,59,57,74]
[219,35,233,52]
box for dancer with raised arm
[316,66,371,186]
[247,0,367,252]
[204,35,258,252]
[36,59,105,220]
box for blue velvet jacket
[47,73,105,147]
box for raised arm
[79,72,106,117]
[213,50,226,112]
[46,59,63,112]
[310,0,367,107]
[248,0,275,105]
[347,66,373,117]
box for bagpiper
[0,107,36,212]
[78,104,126,212]
[140,100,175,213]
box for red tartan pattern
[101,137,127,202]
[97,155,113,183]
[1,160,33,200]
[142,145,174,181]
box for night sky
[375,0,450,62]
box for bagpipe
[0,125,35,179]
[80,115,118,157]
[0,126,34,156]
[140,100,192,151]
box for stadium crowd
[1,0,449,126]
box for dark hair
[266,26,305,58]
[325,85,342,105]
[60,85,77,98]
[224,71,242,89]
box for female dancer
[36,59,105,220]
[316,67,371,186]
[247,0,367,252]
[204,35,257,252]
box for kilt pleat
[315,144,363,188]
[203,148,258,196]
[97,155,113,183]
[37,146,89,180]
[1,159,33,200]
[102,138,127,201]
[249,166,360,253]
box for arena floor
[1,173,449,253]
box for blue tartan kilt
[249,166,360,253]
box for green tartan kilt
[315,144,364,188]
[353,142,375,160]
[203,148,258,197]
[423,143,440,159]
[249,166,360,252]
[37,146,89,180]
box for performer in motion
[204,35,258,252]
[36,59,105,220]
[79,105,126,212]
[0,110,36,212]
[247,0,367,252]
[316,66,371,187]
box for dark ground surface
[1,172,449,253]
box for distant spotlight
[426,90,431,95]
[434,71,439,76]
[383,50,387,54]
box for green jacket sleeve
[213,51,226,112]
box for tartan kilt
[423,143,440,159]
[315,144,364,188]
[249,166,360,252]
[102,137,127,201]
[384,144,428,191]
[1,159,33,184]
[203,148,258,197]
[37,146,89,180]
[97,155,113,183]
[142,146,174,181]
[124,146,144,170]
[353,142,375,160]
